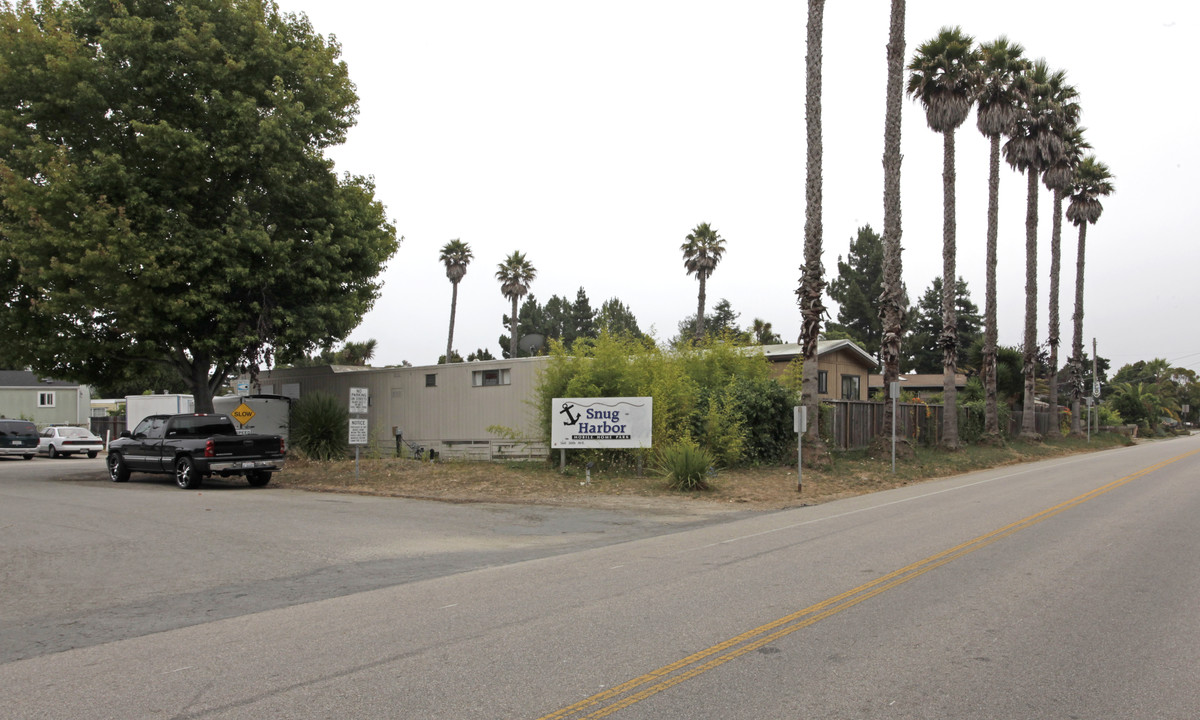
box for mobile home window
[425,374,437,387]
[38,391,56,408]
[817,370,828,395]
[840,375,861,400]
[472,369,511,387]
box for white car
[38,425,104,459]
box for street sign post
[349,388,369,478]
[793,406,807,492]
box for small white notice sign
[349,387,369,414]
[349,418,369,445]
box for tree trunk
[1069,221,1089,436]
[983,133,1001,439]
[695,275,707,341]
[446,281,459,363]
[940,129,959,449]
[799,0,826,445]
[1047,188,1063,435]
[1020,169,1040,440]
[879,0,905,442]
[509,295,519,358]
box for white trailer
[125,394,195,428]
[212,394,291,441]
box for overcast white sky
[273,0,1198,375]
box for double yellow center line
[538,448,1200,719]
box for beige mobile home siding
[254,358,548,459]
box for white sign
[349,387,369,414]
[348,418,369,445]
[793,406,808,433]
[551,397,653,449]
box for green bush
[289,391,349,460]
[655,439,715,491]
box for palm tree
[879,0,906,444]
[338,339,377,366]
[975,37,1029,441]
[1042,122,1087,433]
[681,222,726,341]
[751,318,781,345]
[439,239,473,364]
[907,26,980,449]
[495,251,536,358]
[1003,59,1069,440]
[797,0,826,445]
[1065,156,1114,434]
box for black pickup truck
[107,414,286,489]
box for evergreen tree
[596,298,644,340]
[827,225,898,358]
[904,277,981,374]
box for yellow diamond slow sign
[230,403,256,426]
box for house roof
[758,340,879,368]
[0,370,79,388]
[867,373,967,389]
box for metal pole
[355,445,360,480]
[892,393,897,474]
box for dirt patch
[273,434,1136,514]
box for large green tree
[1042,120,1086,433]
[596,298,643,340]
[0,0,398,413]
[905,277,981,375]
[974,37,1029,439]
[439,239,473,365]
[680,222,726,341]
[1065,156,1114,434]
[827,224,889,357]
[495,251,537,358]
[907,25,980,449]
[1004,59,1073,439]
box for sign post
[349,388,369,479]
[890,381,900,474]
[793,406,807,492]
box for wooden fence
[823,400,1062,450]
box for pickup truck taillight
[205,439,216,458]
[280,438,287,454]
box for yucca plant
[289,391,349,460]
[655,439,716,492]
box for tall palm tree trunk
[982,133,1001,437]
[939,130,960,448]
[446,282,459,363]
[799,0,826,444]
[1020,169,1040,439]
[1069,221,1088,435]
[879,0,905,442]
[1047,188,1064,435]
[695,276,707,340]
[509,296,520,358]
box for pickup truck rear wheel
[175,456,201,490]
[246,471,272,487]
[107,453,130,482]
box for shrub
[289,391,349,460]
[655,439,715,491]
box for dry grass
[273,433,1135,513]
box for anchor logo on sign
[559,402,580,426]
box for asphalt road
[2,436,1199,719]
